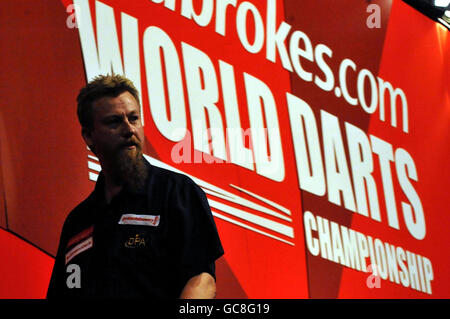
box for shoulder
[149,165,210,210]
[60,194,95,237]
[149,164,200,191]
[66,194,93,221]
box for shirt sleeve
[46,219,70,299]
[169,176,224,292]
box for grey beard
[112,148,149,193]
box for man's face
[82,91,144,168]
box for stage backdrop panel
[0,0,448,298]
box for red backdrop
[0,0,448,298]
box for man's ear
[81,127,94,152]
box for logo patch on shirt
[118,214,160,227]
[124,233,147,248]
[65,236,93,265]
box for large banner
[0,0,449,298]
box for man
[47,74,224,298]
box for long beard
[111,146,149,193]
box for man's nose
[122,119,137,137]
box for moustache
[120,137,142,150]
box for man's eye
[129,116,139,123]
[105,118,120,125]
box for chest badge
[119,214,160,227]
[125,233,147,248]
